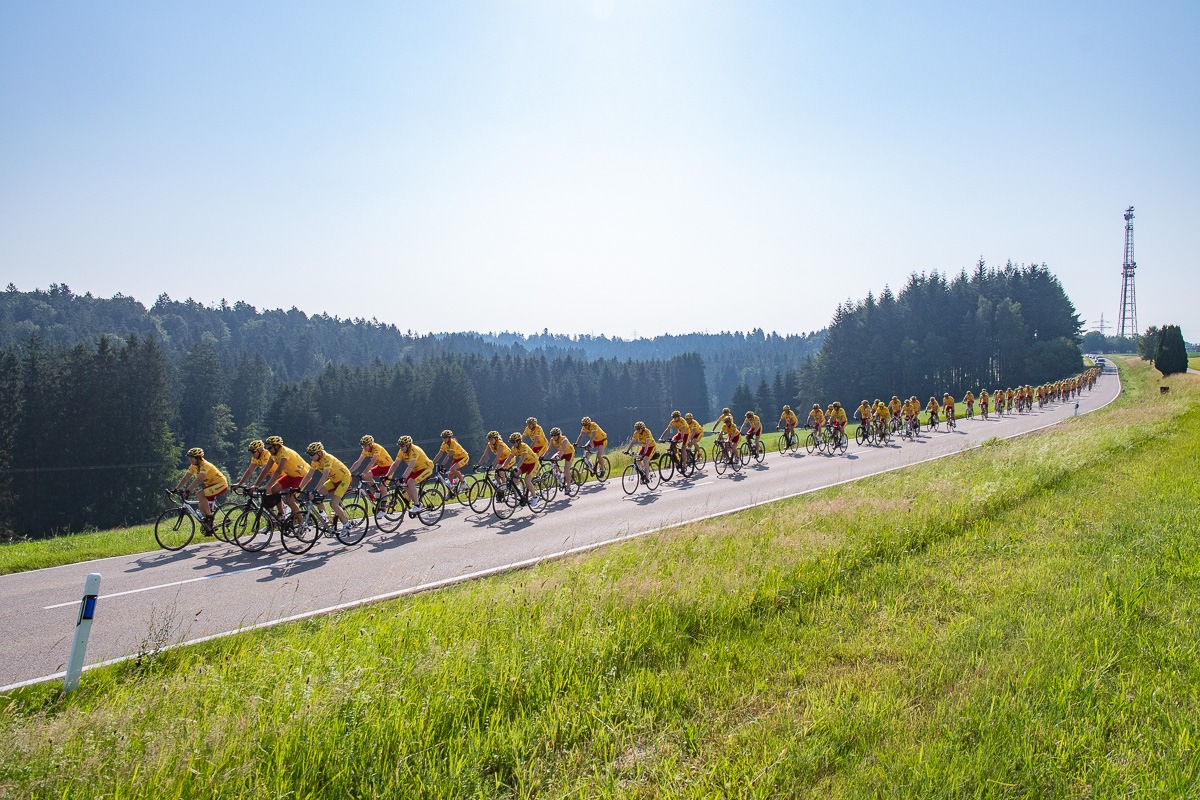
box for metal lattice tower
[1117,206,1138,339]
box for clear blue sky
[2,1,1196,340]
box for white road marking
[43,554,324,609]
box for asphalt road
[0,365,1120,690]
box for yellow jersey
[524,424,548,452]
[271,446,310,478]
[310,452,351,484]
[439,438,469,463]
[397,444,434,475]
[361,442,393,468]
[581,421,607,442]
[188,460,228,489]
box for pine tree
[1154,325,1188,376]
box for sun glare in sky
[1,1,1196,339]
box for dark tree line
[0,336,178,539]
[722,261,1085,414]
[263,352,709,463]
[797,261,1083,407]
[0,333,708,539]
[1,285,821,418]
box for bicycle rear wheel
[373,488,406,533]
[280,513,318,554]
[232,507,272,552]
[416,480,446,526]
[336,498,371,545]
[154,508,195,551]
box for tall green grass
[2,360,1199,798]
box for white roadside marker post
[64,573,101,694]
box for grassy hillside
[2,359,1199,798]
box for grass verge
[3,360,1199,798]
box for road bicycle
[739,433,766,465]
[981,400,990,420]
[372,475,447,533]
[541,456,580,500]
[229,488,300,553]
[926,411,942,433]
[491,466,548,519]
[571,447,611,486]
[711,434,742,475]
[284,489,371,551]
[154,489,233,551]
[621,448,661,493]
[944,409,957,431]
[825,425,849,454]
[854,419,873,446]
[429,464,472,503]
[466,468,503,513]
[655,438,695,481]
[776,425,800,454]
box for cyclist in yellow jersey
[348,435,394,501]
[807,403,824,435]
[964,391,975,417]
[547,427,575,492]
[828,402,847,430]
[299,442,352,525]
[979,389,989,413]
[854,400,873,430]
[385,435,434,513]
[627,421,656,476]
[874,399,891,424]
[740,411,762,454]
[942,393,956,423]
[263,435,310,518]
[231,439,279,511]
[715,413,740,461]
[476,430,511,479]
[926,396,941,423]
[711,408,732,435]
[889,396,903,420]
[434,429,470,494]
[524,417,549,458]
[502,432,542,507]
[661,411,690,454]
[779,404,799,432]
[684,413,705,460]
[175,447,229,532]
[574,416,607,474]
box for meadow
[2,358,1197,798]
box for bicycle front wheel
[621,464,639,495]
[693,446,707,471]
[492,483,517,520]
[855,426,867,446]
[154,508,195,551]
[467,478,495,514]
[805,432,817,454]
[595,456,611,483]
[657,455,675,483]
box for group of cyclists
[171,367,1102,538]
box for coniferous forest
[0,262,1085,539]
